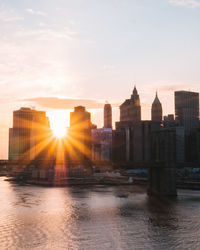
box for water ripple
[0,177,200,249]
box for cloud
[103,64,116,71]
[0,6,23,22]
[15,27,76,41]
[158,84,190,92]
[0,3,78,101]
[23,97,119,109]
[169,0,200,7]
[146,82,191,93]
[26,8,47,16]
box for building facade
[120,86,141,123]
[91,128,112,162]
[151,92,162,122]
[68,106,92,164]
[9,107,50,162]
[104,102,112,128]
[115,120,161,166]
[175,91,199,133]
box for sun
[53,126,66,138]
[47,110,70,138]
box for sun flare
[53,126,66,138]
[47,110,70,138]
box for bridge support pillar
[148,162,177,197]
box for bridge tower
[148,129,177,197]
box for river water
[0,177,200,250]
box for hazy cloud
[23,97,119,109]
[103,64,116,71]
[169,0,200,7]
[146,82,191,93]
[0,6,23,22]
[0,3,78,101]
[26,8,47,16]
[158,84,191,92]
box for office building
[104,102,112,128]
[175,91,199,133]
[151,92,162,122]
[91,128,112,162]
[9,107,50,162]
[68,106,92,164]
[120,85,141,123]
[115,120,161,166]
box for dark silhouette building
[9,107,50,162]
[115,120,161,166]
[104,102,112,128]
[115,87,162,167]
[91,128,112,162]
[68,106,92,164]
[163,114,179,127]
[112,129,126,163]
[151,92,162,122]
[175,91,199,133]
[120,85,141,123]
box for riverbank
[6,176,142,187]
[5,175,200,190]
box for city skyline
[7,87,200,196]
[1,0,200,158]
[1,86,200,159]
[1,2,200,249]
[7,87,200,161]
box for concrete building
[163,114,179,127]
[9,107,50,162]
[115,120,161,166]
[70,106,91,130]
[197,130,200,165]
[185,128,200,165]
[112,129,126,163]
[120,86,141,123]
[151,92,162,122]
[68,106,92,164]
[175,91,199,133]
[91,128,112,162]
[151,126,185,164]
[175,127,185,163]
[104,102,112,128]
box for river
[0,177,200,250]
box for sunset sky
[0,0,200,158]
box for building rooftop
[153,92,161,104]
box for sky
[0,0,200,159]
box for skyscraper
[120,85,141,123]
[69,106,92,163]
[175,91,199,132]
[9,107,50,161]
[70,106,91,130]
[104,102,112,128]
[151,92,162,122]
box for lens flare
[53,126,66,138]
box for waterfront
[1,177,200,250]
